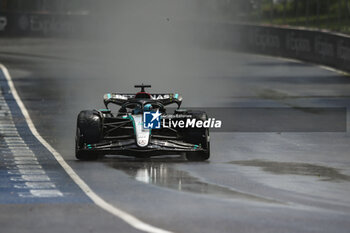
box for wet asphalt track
[0,37,350,233]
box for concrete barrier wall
[242,25,350,73]
[196,23,350,73]
[0,12,88,36]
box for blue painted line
[0,70,91,204]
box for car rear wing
[103,93,182,108]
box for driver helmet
[144,104,153,111]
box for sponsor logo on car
[105,93,173,100]
[150,94,170,100]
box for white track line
[0,64,173,233]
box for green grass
[247,0,350,35]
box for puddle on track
[106,157,279,203]
[230,160,350,182]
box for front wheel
[184,111,210,161]
[75,110,102,160]
[185,128,210,161]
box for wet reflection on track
[104,156,279,203]
[230,160,350,182]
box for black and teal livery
[75,84,210,161]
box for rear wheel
[75,110,102,160]
[184,111,210,161]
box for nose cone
[130,115,151,147]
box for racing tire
[75,110,102,160]
[184,111,210,161]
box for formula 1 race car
[75,84,210,161]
